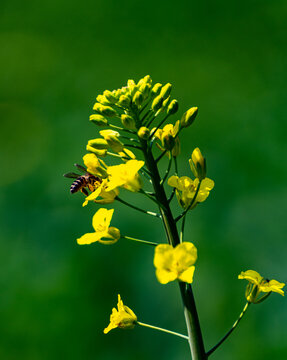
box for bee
[63,164,102,196]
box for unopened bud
[137,127,150,140]
[151,95,164,112]
[160,83,172,100]
[118,95,131,108]
[100,130,124,153]
[151,83,162,99]
[189,147,206,180]
[121,114,136,130]
[167,100,179,115]
[107,227,121,240]
[96,95,110,105]
[103,90,117,104]
[86,145,107,157]
[181,107,198,128]
[93,103,118,117]
[87,138,109,150]
[133,91,144,107]
[89,114,108,126]
[139,83,151,98]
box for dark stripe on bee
[70,175,102,194]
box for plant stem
[139,138,206,360]
[206,302,250,357]
[122,236,158,246]
[137,321,189,340]
[116,197,161,218]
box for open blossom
[104,295,137,334]
[106,160,144,192]
[77,208,120,245]
[168,175,214,209]
[154,242,197,284]
[82,179,119,206]
[239,270,285,303]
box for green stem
[109,124,136,135]
[137,321,189,340]
[206,302,250,357]
[116,197,161,218]
[122,236,158,246]
[139,138,206,360]
[160,153,172,185]
[180,214,186,243]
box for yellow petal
[155,268,177,284]
[238,270,263,285]
[153,244,174,269]
[174,242,197,269]
[77,232,102,245]
[92,208,114,231]
[178,266,196,283]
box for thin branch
[160,153,172,185]
[122,236,158,246]
[116,197,161,218]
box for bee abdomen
[70,177,86,193]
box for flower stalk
[139,137,207,360]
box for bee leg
[81,188,89,196]
[88,184,94,192]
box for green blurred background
[1,0,286,359]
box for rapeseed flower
[154,242,197,284]
[77,208,120,245]
[152,121,180,156]
[239,270,285,303]
[104,294,137,334]
[82,179,119,206]
[106,160,144,192]
[167,176,214,209]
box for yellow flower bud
[133,91,144,107]
[96,95,110,105]
[159,83,172,100]
[151,83,162,99]
[167,99,179,115]
[93,103,118,117]
[151,95,164,112]
[86,145,107,157]
[87,138,109,150]
[89,114,108,126]
[189,147,206,180]
[118,95,131,108]
[100,130,124,153]
[103,90,117,104]
[163,133,175,150]
[137,126,150,140]
[181,107,198,128]
[121,114,136,130]
[107,227,121,240]
[139,83,151,98]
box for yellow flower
[152,121,180,156]
[104,294,137,334]
[154,242,197,284]
[167,176,214,209]
[77,208,120,245]
[82,179,119,206]
[106,160,144,192]
[238,270,285,303]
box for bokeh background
[1,0,286,359]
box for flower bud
[159,83,172,100]
[86,145,107,157]
[93,103,118,117]
[151,83,162,99]
[100,130,124,153]
[137,126,150,140]
[89,114,108,126]
[87,138,109,150]
[103,90,117,104]
[167,100,179,115]
[139,83,151,98]
[121,114,136,130]
[127,79,137,96]
[189,147,206,180]
[151,95,164,112]
[118,95,131,108]
[96,95,110,105]
[181,107,198,128]
[133,91,144,107]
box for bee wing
[74,163,87,173]
[63,172,80,179]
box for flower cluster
[65,75,285,349]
